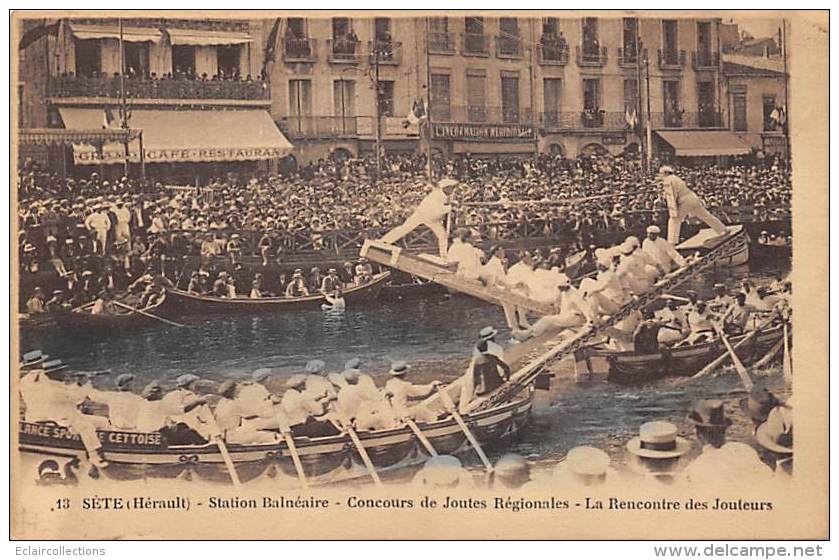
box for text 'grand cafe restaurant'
[45,21,293,182]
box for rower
[215,380,279,445]
[103,373,144,430]
[159,374,216,443]
[280,374,338,437]
[709,283,734,314]
[447,228,484,280]
[753,286,781,313]
[655,299,686,345]
[336,369,389,427]
[384,360,440,424]
[678,301,715,346]
[328,358,358,389]
[134,381,168,433]
[304,359,337,400]
[721,293,756,335]
[380,178,458,259]
[90,289,118,315]
[513,274,594,340]
[579,247,628,316]
[641,225,685,274]
[658,165,728,244]
[633,309,665,354]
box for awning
[69,23,162,43]
[19,128,140,146]
[656,130,752,157]
[167,28,252,46]
[59,108,293,165]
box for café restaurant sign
[73,145,288,165]
[432,123,535,141]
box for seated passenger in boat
[355,258,374,284]
[721,293,756,335]
[384,361,440,424]
[285,270,310,297]
[678,301,716,346]
[641,225,685,274]
[187,271,204,294]
[250,278,263,298]
[212,272,232,298]
[447,228,485,281]
[319,268,343,295]
[708,283,734,314]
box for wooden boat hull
[56,300,167,335]
[18,393,532,485]
[162,271,391,314]
[576,324,786,383]
[677,224,749,267]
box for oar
[713,324,753,390]
[436,386,493,473]
[387,395,438,457]
[661,293,691,303]
[113,300,187,328]
[276,414,309,488]
[751,339,783,370]
[688,312,779,382]
[335,413,383,486]
[782,321,792,381]
[204,411,241,487]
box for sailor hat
[305,359,326,375]
[343,358,361,372]
[175,374,200,388]
[389,360,409,376]
[342,370,360,383]
[141,381,163,398]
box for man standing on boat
[658,166,728,245]
[380,178,458,259]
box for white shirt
[448,240,484,278]
[414,188,449,222]
[642,236,686,271]
[384,377,435,418]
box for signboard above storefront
[431,122,535,141]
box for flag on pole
[103,108,116,129]
[403,98,428,128]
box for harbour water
[20,258,790,470]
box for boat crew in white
[641,225,686,273]
[658,166,728,244]
[447,229,485,281]
[384,361,440,423]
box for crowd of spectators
[17,149,791,306]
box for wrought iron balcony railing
[691,50,720,70]
[368,40,402,65]
[576,46,608,67]
[537,42,569,65]
[495,35,523,58]
[462,33,490,56]
[657,49,687,70]
[49,74,269,101]
[327,38,362,64]
[283,38,318,63]
[428,32,456,54]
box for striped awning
[68,23,162,43]
[19,128,140,146]
[167,28,252,46]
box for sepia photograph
[9,8,828,541]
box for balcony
[428,32,456,54]
[368,40,402,65]
[495,35,522,59]
[537,42,569,65]
[617,47,643,68]
[576,46,607,67]
[49,74,269,102]
[692,50,720,70]
[650,111,725,129]
[462,33,490,56]
[278,116,359,138]
[433,105,534,124]
[539,111,630,131]
[283,38,318,63]
[327,38,362,64]
[657,49,687,70]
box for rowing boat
[574,322,786,383]
[18,392,532,485]
[56,297,168,335]
[162,271,391,314]
[677,224,749,267]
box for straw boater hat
[389,360,409,376]
[658,165,674,176]
[115,373,135,390]
[175,374,200,388]
[626,421,692,459]
[646,225,661,234]
[553,446,614,486]
[21,350,47,368]
[141,381,163,399]
[305,359,326,375]
[478,326,498,341]
[251,368,272,382]
[42,359,68,376]
[686,399,733,429]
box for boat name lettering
[20,422,81,441]
[102,431,163,446]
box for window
[498,17,520,57]
[374,17,391,41]
[663,80,682,126]
[289,79,312,117]
[464,16,486,54]
[543,17,559,36]
[543,78,562,125]
[217,45,241,78]
[697,22,712,65]
[732,92,747,131]
[622,18,638,62]
[124,42,149,77]
[172,45,196,77]
[583,79,600,110]
[377,80,395,117]
[430,74,451,120]
[697,81,716,127]
[763,95,777,131]
[428,17,452,52]
[332,17,351,39]
[287,18,306,38]
[624,79,638,113]
[501,75,520,122]
[582,18,599,57]
[333,79,356,133]
[662,20,679,65]
[466,73,486,121]
[541,18,566,62]
[75,39,101,77]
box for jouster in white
[380,179,458,258]
[658,166,728,244]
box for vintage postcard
[10,9,828,540]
